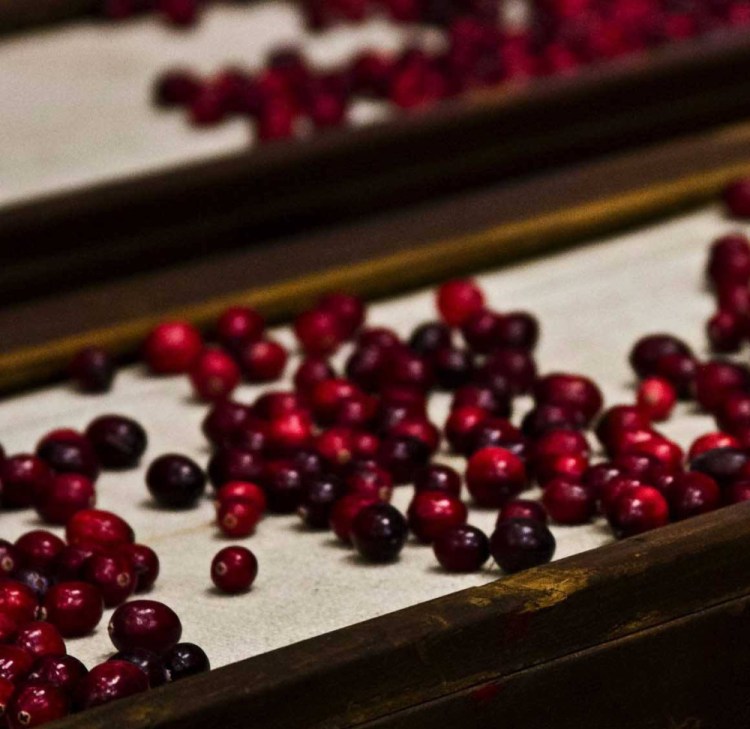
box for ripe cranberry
[6,682,68,728]
[211,546,258,594]
[651,352,697,399]
[34,473,95,525]
[317,292,365,339]
[85,414,147,470]
[534,373,603,424]
[12,569,52,602]
[717,283,750,316]
[390,417,440,453]
[490,518,556,573]
[66,509,134,548]
[207,448,264,490]
[0,581,39,624]
[0,540,19,578]
[116,544,159,593]
[694,360,750,412]
[217,499,262,538]
[154,68,201,107]
[14,622,65,658]
[726,480,750,504]
[608,485,669,537]
[382,350,434,391]
[451,384,511,418]
[444,406,487,454]
[15,530,65,574]
[690,447,749,488]
[35,431,99,481]
[716,391,750,434]
[688,432,740,460]
[431,347,474,390]
[533,428,590,461]
[256,100,296,141]
[465,446,527,508]
[263,461,304,513]
[351,503,408,562]
[621,433,684,472]
[629,334,693,379]
[315,427,357,467]
[498,499,548,525]
[68,347,116,393]
[294,309,343,356]
[239,339,288,382]
[143,321,202,375]
[298,475,345,529]
[267,411,314,455]
[407,491,467,543]
[534,453,589,486]
[54,544,100,582]
[666,472,720,521]
[636,377,676,421]
[294,357,336,395]
[75,660,148,709]
[329,494,377,543]
[27,655,88,694]
[377,435,430,484]
[723,177,750,218]
[146,454,206,509]
[215,306,265,349]
[188,84,226,125]
[408,322,453,355]
[436,279,485,326]
[707,310,745,353]
[43,582,103,638]
[433,525,490,572]
[708,233,750,287]
[478,349,537,395]
[253,391,306,420]
[460,309,502,354]
[595,405,652,449]
[215,481,266,512]
[542,478,595,524]
[108,600,182,653]
[83,552,135,607]
[357,327,401,349]
[201,401,251,448]
[521,403,586,439]
[162,643,210,681]
[413,464,461,497]
[109,648,168,687]
[0,645,34,683]
[345,464,393,501]
[189,349,240,402]
[494,311,540,351]
[310,379,361,424]
[332,392,377,429]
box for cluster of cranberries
[151,0,750,143]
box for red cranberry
[599,475,646,518]
[717,283,750,316]
[15,531,65,574]
[0,645,34,683]
[666,472,720,521]
[75,660,148,709]
[490,518,556,573]
[629,334,693,379]
[0,582,38,625]
[162,643,210,681]
[636,377,676,421]
[351,503,408,562]
[6,682,68,728]
[479,349,537,395]
[310,379,361,424]
[317,292,365,339]
[382,350,434,391]
[146,454,206,509]
[294,309,343,356]
[444,406,487,454]
[620,434,684,472]
[521,403,586,439]
[716,392,750,433]
[53,544,97,582]
[466,417,524,456]
[413,464,461,497]
[294,358,336,395]
[109,648,168,688]
[66,509,134,548]
[83,552,135,607]
[263,461,304,513]
[239,340,288,382]
[116,544,159,593]
[143,321,202,375]
[256,101,296,141]
[211,546,258,594]
[217,499,262,538]
[390,417,440,453]
[534,373,603,424]
[690,447,749,487]
[315,427,357,468]
[408,322,453,355]
[533,428,590,461]
[452,384,511,418]
[207,448,264,490]
[542,478,595,524]
[188,86,227,126]
[431,347,475,390]
[707,310,745,353]
[154,68,201,107]
[494,311,540,351]
[1,455,52,509]
[407,491,467,543]
[35,431,99,481]
[14,622,65,658]
[254,391,307,420]
[688,432,739,460]
[498,499,548,525]
[108,600,181,653]
[377,435,430,484]
[215,306,265,350]
[708,233,750,287]
[329,494,377,543]
[723,177,750,217]
[43,582,103,638]
[215,481,266,512]
[466,446,527,508]
[189,349,240,402]
[694,360,750,412]
[27,655,88,694]
[436,279,485,326]
[298,475,345,529]
[68,347,115,393]
[595,405,652,449]
[651,352,697,399]
[0,540,19,578]
[85,414,147,470]
[433,525,490,572]
[345,464,393,501]
[608,485,669,537]
[357,327,401,349]
[201,401,251,448]
[345,346,390,392]
[460,309,502,354]
[34,473,95,525]
[267,411,314,455]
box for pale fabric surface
[0,204,740,669]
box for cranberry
[109,648,168,687]
[377,435,430,484]
[215,306,265,349]
[451,384,511,418]
[294,357,336,395]
[143,321,203,375]
[14,530,65,574]
[310,379,361,424]
[54,544,99,582]
[75,660,148,709]
[478,349,537,395]
[85,414,147,470]
[413,464,461,497]
[498,499,548,524]
[66,509,134,548]
[108,600,182,654]
[27,655,88,694]
[408,322,453,355]
[357,327,401,350]
[690,447,749,488]
[345,346,390,392]
[315,427,357,468]
[608,485,669,537]
[716,392,750,433]
[345,464,393,501]
[490,518,556,573]
[35,431,99,481]
[460,309,502,354]
[201,401,251,448]
[651,352,697,399]
[620,433,684,472]
[146,454,206,509]
[444,406,487,455]
[207,448,264,490]
[0,676,13,715]
[162,643,210,681]
[189,349,240,402]
[0,540,19,577]
[594,405,652,449]
[407,489,467,543]
[217,499,262,538]
[351,503,408,562]
[694,360,750,412]
[534,373,603,424]
[436,279,485,326]
[466,446,527,508]
[717,283,750,316]
[68,347,116,393]
[215,481,266,512]
[239,340,288,382]
[636,377,676,421]
[382,349,434,391]
[294,309,343,356]
[329,494,377,543]
[154,68,201,107]
[210,546,258,594]
[114,543,159,594]
[298,475,345,529]
[267,411,314,455]
[0,645,34,683]
[11,569,52,602]
[6,682,68,728]
[253,391,307,420]
[43,582,103,637]
[317,292,365,338]
[726,480,750,504]
[707,310,745,353]
[494,311,540,351]
[688,432,739,460]
[83,552,135,607]
[14,622,65,658]
[390,417,440,453]
[0,582,38,625]
[629,334,693,379]
[263,461,304,513]
[723,177,750,217]
[708,233,750,287]
[433,525,490,572]
[542,478,595,524]
[666,472,720,520]
[521,403,586,438]
[431,347,475,390]
[34,473,95,525]
[599,475,646,517]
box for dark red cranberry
[317,292,365,339]
[651,352,697,399]
[460,309,502,354]
[162,643,210,681]
[14,622,65,658]
[533,428,590,461]
[207,448,264,490]
[498,499,548,525]
[433,525,490,572]
[478,348,537,395]
[376,435,430,484]
[717,283,750,316]
[0,581,38,625]
[11,569,52,602]
[542,478,595,524]
[345,463,393,501]
[310,379,362,424]
[211,546,257,594]
[351,51,394,95]
[595,405,652,449]
[389,417,440,454]
[85,414,147,470]
[468,417,525,457]
[27,655,88,694]
[723,177,750,218]
[413,464,461,497]
[108,600,181,654]
[189,349,240,402]
[201,401,251,448]
[294,357,336,395]
[716,392,750,433]
[408,322,453,355]
[694,360,750,412]
[215,306,265,350]
[116,544,159,593]
[51,548,90,585]
[146,454,206,509]
[436,279,485,326]
[466,446,527,508]
[68,347,116,393]
[83,552,135,607]
[239,339,288,382]
[298,475,345,529]
[357,327,401,350]
[345,346,390,392]
[490,518,556,573]
[34,473,95,525]
[217,499,262,538]
[494,311,540,350]
[382,350,434,391]
[0,645,34,683]
[294,309,344,356]
[262,461,303,513]
[188,84,226,125]
[451,384,511,418]
[688,432,739,460]
[329,494,377,543]
[154,68,201,107]
[351,503,408,562]
[66,509,134,548]
[707,310,745,353]
[432,347,474,390]
[315,427,357,468]
[6,682,68,728]
[143,321,202,374]
[43,582,103,638]
[726,480,750,504]
[109,648,167,688]
[521,403,586,438]
[75,660,148,709]
[0,540,19,578]
[35,431,99,481]
[444,406,487,455]
[15,530,65,574]
[267,411,314,455]
[629,334,692,379]
[407,491,467,543]
[636,377,676,421]
[666,472,720,521]
[608,485,669,537]
[534,373,603,424]
[708,233,750,287]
